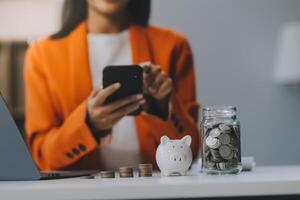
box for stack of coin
[119,166,134,178]
[80,175,95,179]
[202,123,241,172]
[138,164,152,177]
[100,170,115,178]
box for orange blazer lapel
[129,25,154,64]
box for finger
[88,86,102,109]
[157,79,173,99]
[143,65,156,84]
[90,86,101,98]
[152,65,161,74]
[146,66,161,86]
[88,106,106,119]
[101,94,144,114]
[152,72,167,91]
[146,67,163,94]
[108,99,146,121]
[140,61,152,73]
[143,64,152,74]
[139,61,152,67]
[93,83,121,106]
[100,134,112,147]
[110,101,145,123]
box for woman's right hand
[87,83,145,132]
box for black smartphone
[102,65,143,116]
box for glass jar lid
[202,106,237,118]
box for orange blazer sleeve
[24,41,98,170]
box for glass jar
[200,106,242,175]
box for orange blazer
[24,22,200,171]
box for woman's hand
[87,83,145,132]
[143,64,173,100]
[141,63,173,119]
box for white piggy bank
[156,135,192,176]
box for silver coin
[210,149,223,162]
[204,148,210,158]
[219,124,231,131]
[218,133,231,145]
[219,145,233,160]
[205,160,216,168]
[230,138,239,147]
[216,162,227,170]
[233,126,240,138]
[205,136,221,149]
[209,128,222,138]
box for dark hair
[51,0,151,39]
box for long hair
[51,0,151,39]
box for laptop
[0,94,98,180]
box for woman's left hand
[142,63,173,100]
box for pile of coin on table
[203,123,241,171]
[119,166,134,178]
[100,170,115,178]
[81,164,153,179]
[138,164,153,177]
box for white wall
[0,0,63,41]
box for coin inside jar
[216,162,227,170]
[205,136,221,149]
[210,149,223,162]
[209,128,221,138]
[206,160,216,168]
[218,133,231,144]
[219,123,231,132]
[219,145,234,160]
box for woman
[24,0,200,170]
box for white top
[0,166,300,199]
[87,30,140,170]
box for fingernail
[136,94,143,99]
[139,100,146,104]
[149,87,157,93]
[114,83,121,88]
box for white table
[0,166,300,200]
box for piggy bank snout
[170,153,187,162]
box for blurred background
[0,0,300,166]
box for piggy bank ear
[160,136,170,145]
[181,135,192,146]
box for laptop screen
[0,94,40,180]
